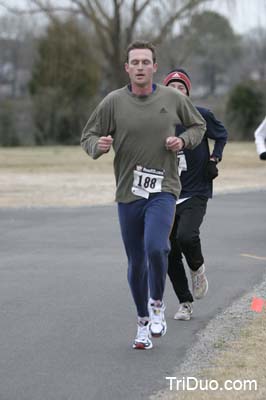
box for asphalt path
[0,191,265,400]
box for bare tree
[177,10,241,95]
[0,0,212,89]
[245,28,266,80]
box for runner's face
[168,81,188,96]
[125,49,157,87]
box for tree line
[0,0,265,146]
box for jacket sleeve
[177,95,206,150]
[80,95,116,159]
[199,107,228,161]
[254,116,266,156]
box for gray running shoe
[190,264,208,299]
[174,302,193,320]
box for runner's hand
[97,135,113,153]
[206,160,218,180]
[165,137,184,152]
[259,151,266,160]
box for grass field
[0,142,266,207]
[0,145,113,173]
[0,142,265,207]
[0,141,263,172]
[0,145,115,207]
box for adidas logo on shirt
[160,107,168,114]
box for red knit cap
[163,71,191,95]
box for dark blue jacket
[176,106,228,199]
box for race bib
[132,165,165,199]
[177,151,187,176]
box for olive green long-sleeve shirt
[81,84,206,203]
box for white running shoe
[133,320,153,350]
[174,302,193,321]
[148,300,167,338]
[190,264,208,299]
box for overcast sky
[0,0,266,34]
[209,0,266,33]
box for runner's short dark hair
[125,40,156,63]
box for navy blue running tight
[118,192,176,318]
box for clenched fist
[97,135,113,153]
[165,136,185,152]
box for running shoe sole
[133,341,153,350]
[149,323,167,338]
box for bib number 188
[137,175,157,189]
[132,165,164,198]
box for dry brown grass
[214,141,266,193]
[0,142,265,207]
[0,146,115,207]
[160,312,266,400]
[0,145,113,173]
